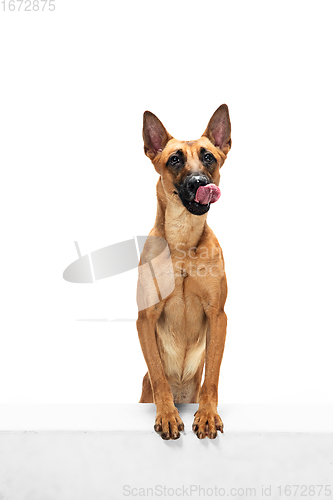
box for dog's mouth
[175,183,221,216]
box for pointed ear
[143,111,172,160]
[202,104,231,154]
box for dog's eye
[167,150,185,170]
[169,155,180,166]
[204,153,215,163]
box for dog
[136,105,231,440]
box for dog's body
[137,105,231,439]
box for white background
[0,0,332,404]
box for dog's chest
[155,271,207,383]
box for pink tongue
[194,184,221,205]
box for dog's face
[143,105,231,216]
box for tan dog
[136,105,231,440]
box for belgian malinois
[137,105,231,440]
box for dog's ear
[143,111,172,161]
[202,104,231,154]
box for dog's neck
[154,177,207,251]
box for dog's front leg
[192,309,227,439]
[137,308,184,440]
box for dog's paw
[154,409,184,440]
[192,408,223,439]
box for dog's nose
[184,175,209,200]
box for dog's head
[143,105,231,216]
